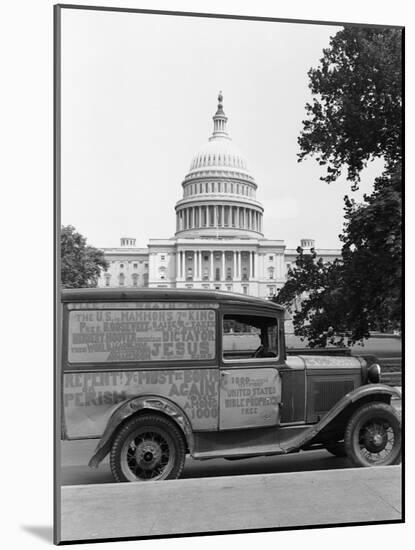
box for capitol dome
[188,135,250,176]
[175,92,264,239]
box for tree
[275,27,402,345]
[340,165,402,335]
[61,225,109,288]
[275,248,347,347]
[298,27,402,188]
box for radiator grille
[314,380,354,413]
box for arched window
[132,273,139,287]
[118,273,125,287]
[268,267,275,280]
[105,273,111,287]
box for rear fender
[281,384,401,453]
[88,395,194,468]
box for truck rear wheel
[110,414,186,482]
[344,402,401,467]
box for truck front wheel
[110,414,186,482]
[344,402,401,467]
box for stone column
[278,254,284,280]
[238,251,242,279]
[233,251,237,279]
[222,251,225,281]
[210,251,214,280]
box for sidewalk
[59,465,402,542]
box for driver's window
[222,314,279,361]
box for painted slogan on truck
[220,368,281,429]
[68,309,216,363]
[63,368,220,437]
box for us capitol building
[98,93,340,299]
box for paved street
[61,439,354,486]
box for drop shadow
[21,525,53,543]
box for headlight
[368,363,381,384]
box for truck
[60,288,401,482]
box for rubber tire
[110,414,186,482]
[344,402,401,467]
[325,442,347,457]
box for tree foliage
[275,27,402,345]
[61,225,109,288]
[340,165,402,334]
[298,27,402,188]
[275,248,346,347]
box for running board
[192,444,286,460]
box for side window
[222,314,279,361]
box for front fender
[88,395,194,468]
[281,383,401,453]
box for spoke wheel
[344,402,401,467]
[110,414,186,482]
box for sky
[60,8,384,250]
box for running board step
[192,444,285,460]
